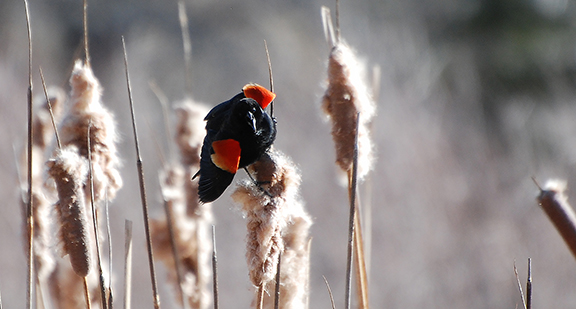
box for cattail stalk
[536,179,576,260]
[23,0,34,307]
[122,36,161,309]
[212,226,219,309]
[124,220,133,309]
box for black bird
[197,83,276,203]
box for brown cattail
[151,99,213,309]
[47,145,91,277]
[232,149,312,307]
[60,60,122,202]
[322,41,376,182]
[537,179,576,260]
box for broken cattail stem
[124,220,133,309]
[122,36,161,309]
[24,0,34,307]
[536,180,576,260]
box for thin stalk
[84,277,92,309]
[39,67,61,149]
[526,258,532,309]
[322,276,336,309]
[105,196,114,309]
[256,284,265,309]
[23,0,35,308]
[212,225,219,309]
[122,36,161,309]
[123,220,133,309]
[177,0,192,97]
[513,260,527,309]
[83,0,90,65]
[148,81,175,162]
[353,207,368,308]
[344,113,360,309]
[263,40,274,117]
[274,251,282,309]
[88,122,109,309]
[163,201,188,309]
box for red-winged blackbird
[197,84,276,203]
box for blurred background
[2,0,576,307]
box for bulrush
[47,145,91,278]
[232,149,312,308]
[60,60,122,202]
[151,99,213,309]
[322,41,376,181]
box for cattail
[47,145,91,277]
[151,99,213,309]
[322,41,376,181]
[60,60,122,202]
[174,100,209,167]
[232,149,312,307]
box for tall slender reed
[23,0,35,307]
[122,36,161,309]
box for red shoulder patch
[243,83,276,109]
[211,139,241,174]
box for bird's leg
[243,167,272,198]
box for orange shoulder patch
[211,139,241,174]
[243,83,276,109]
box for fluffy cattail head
[47,145,92,277]
[322,42,376,181]
[60,59,122,201]
[232,150,305,289]
[174,101,210,166]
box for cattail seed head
[60,60,122,201]
[322,42,376,181]
[47,145,92,277]
[233,149,312,298]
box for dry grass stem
[24,0,35,307]
[322,276,336,309]
[536,179,576,260]
[526,258,532,309]
[232,149,312,308]
[123,220,133,309]
[514,260,527,309]
[212,225,219,309]
[122,36,161,309]
[84,277,92,309]
[177,0,192,96]
[87,123,109,309]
